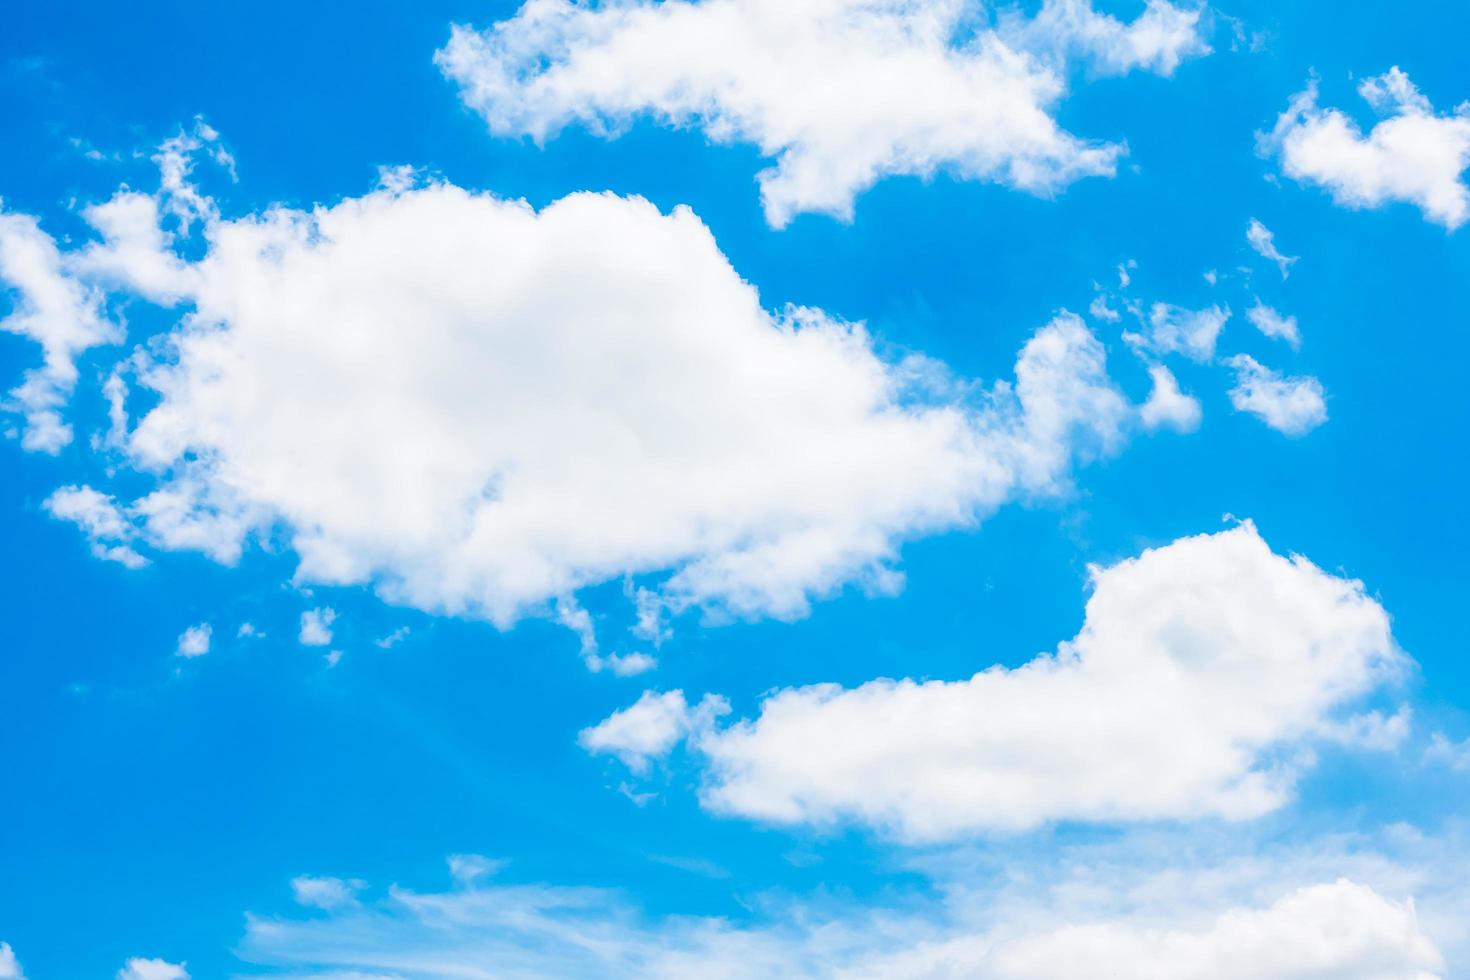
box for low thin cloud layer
[1265,67,1470,229]
[589,523,1404,840]
[13,151,1140,638]
[236,847,1448,980]
[437,0,1209,226]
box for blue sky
[2,1,1469,977]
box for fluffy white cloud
[998,0,1210,77]
[175,622,212,658]
[0,943,22,980]
[0,210,116,452]
[291,875,366,911]
[1246,218,1297,278]
[1125,302,1230,362]
[594,523,1404,840]
[1226,354,1328,436]
[437,0,1208,226]
[1139,364,1202,432]
[581,689,729,775]
[236,857,1448,980]
[116,959,189,980]
[298,608,336,647]
[1265,68,1470,229]
[1246,302,1301,347]
[43,485,149,568]
[22,154,1137,636]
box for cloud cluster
[17,160,1138,637]
[1265,67,1470,229]
[588,523,1404,839]
[0,211,116,452]
[437,0,1209,225]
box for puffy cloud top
[437,0,1209,225]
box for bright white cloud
[594,523,1404,840]
[898,880,1441,980]
[236,856,1448,980]
[1246,301,1301,347]
[1226,354,1328,436]
[0,943,22,980]
[299,608,336,647]
[175,622,212,658]
[0,210,116,452]
[1265,68,1470,229]
[291,875,366,911]
[436,0,1208,226]
[1139,364,1201,432]
[1246,218,1297,279]
[43,485,149,568]
[23,153,1137,637]
[116,959,189,980]
[581,689,729,775]
[1125,302,1230,362]
[998,0,1211,77]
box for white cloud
[1245,218,1297,279]
[374,626,409,648]
[1246,301,1301,347]
[25,157,1138,637]
[0,209,116,451]
[447,853,508,885]
[0,943,22,980]
[1226,355,1327,436]
[595,523,1404,840]
[603,651,658,676]
[116,959,189,980]
[581,689,729,775]
[1264,68,1470,229]
[1139,364,1201,432]
[236,856,1449,980]
[1088,294,1121,322]
[436,0,1208,226]
[998,0,1211,77]
[299,608,336,647]
[868,881,1441,980]
[1426,733,1470,772]
[43,485,149,568]
[291,875,366,911]
[1125,302,1230,362]
[175,622,212,658]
